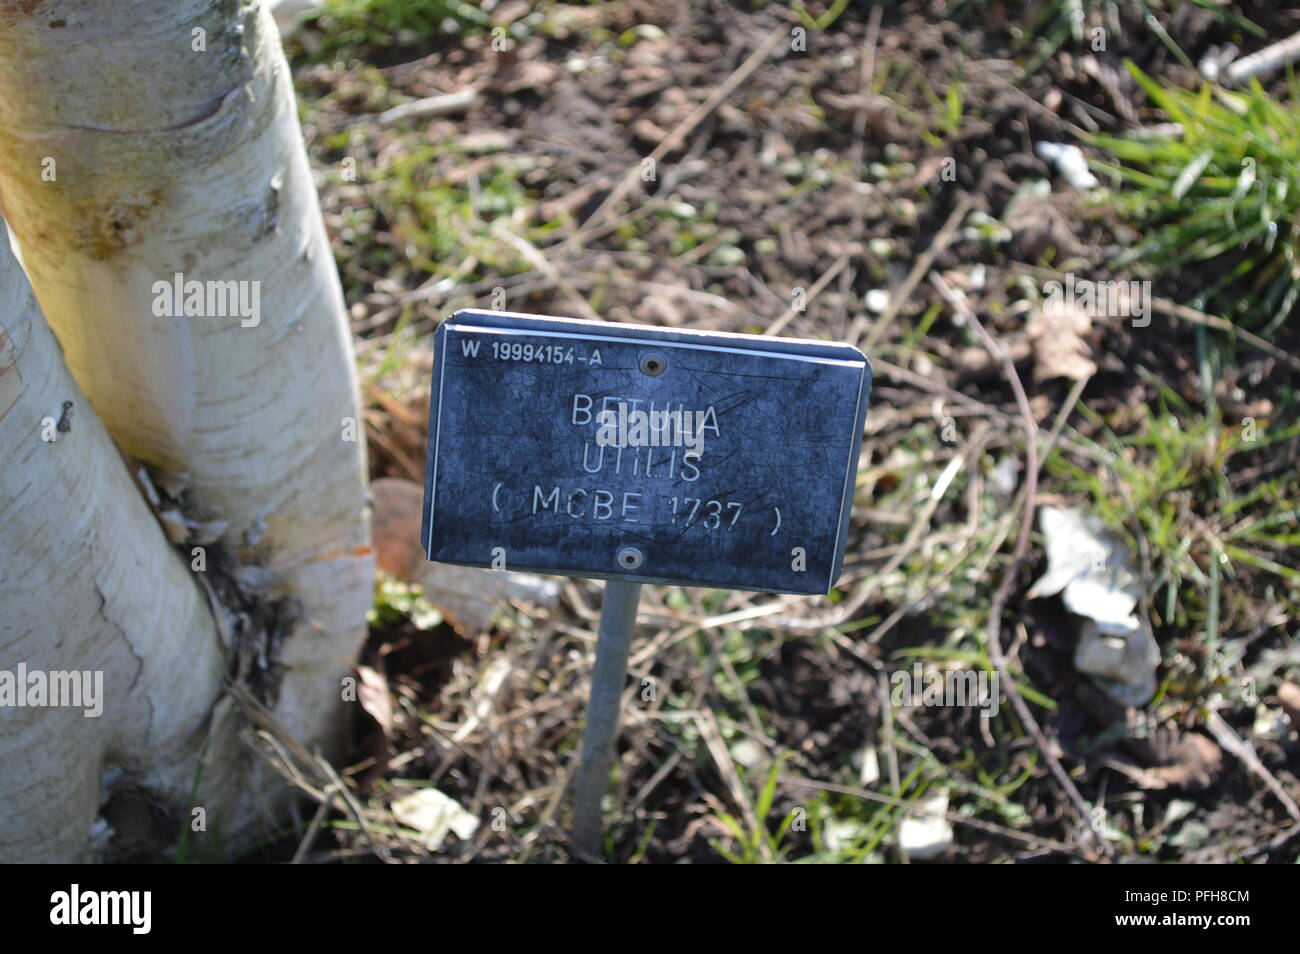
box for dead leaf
[1106,733,1223,790]
[371,477,426,580]
[1005,182,1088,261]
[355,664,394,743]
[1028,297,1097,382]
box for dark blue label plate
[421,310,871,595]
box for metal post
[570,579,642,859]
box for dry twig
[930,270,1116,861]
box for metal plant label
[422,310,871,595]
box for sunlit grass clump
[1090,65,1300,333]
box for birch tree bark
[0,1,372,859]
[0,220,232,862]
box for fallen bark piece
[371,477,560,634]
[1028,506,1141,628]
[391,789,479,851]
[415,562,561,634]
[898,791,953,861]
[1029,506,1159,707]
[1074,620,1160,709]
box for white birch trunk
[0,220,232,861]
[0,1,373,858]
